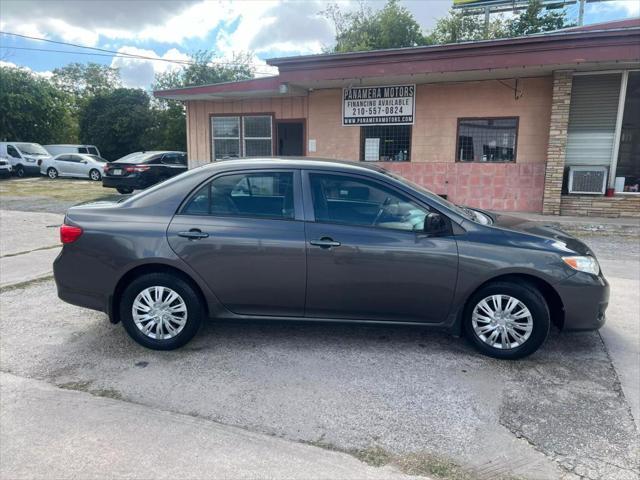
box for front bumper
[555,272,609,331]
[18,164,41,175]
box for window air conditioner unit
[567,166,608,195]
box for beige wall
[185,76,552,168]
[186,96,308,166]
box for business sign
[343,84,415,126]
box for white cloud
[110,47,190,89]
[0,60,53,79]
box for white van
[44,144,101,157]
[0,142,52,177]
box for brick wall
[384,162,545,212]
[560,195,640,218]
[542,71,573,215]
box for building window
[457,117,518,162]
[212,116,241,160]
[360,125,411,162]
[243,116,273,157]
[211,115,273,160]
[615,71,640,193]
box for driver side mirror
[423,212,449,236]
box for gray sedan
[40,153,107,181]
[53,158,609,359]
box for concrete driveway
[0,177,638,480]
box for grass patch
[303,438,477,479]
[58,380,124,401]
[0,177,110,203]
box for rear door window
[87,147,99,155]
[183,171,295,219]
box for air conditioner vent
[568,166,608,195]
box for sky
[0,0,638,89]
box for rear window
[114,153,159,164]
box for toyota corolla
[54,158,609,359]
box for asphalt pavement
[0,184,638,480]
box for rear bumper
[0,166,11,176]
[53,251,107,313]
[555,272,609,331]
[102,175,150,190]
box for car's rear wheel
[116,187,133,194]
[89,169,101,181]
[47,167,59,179]
[119,273,203,350]
[463,281,550,360]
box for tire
[47,167,59,179]
[119,272,203,350]
[116,187,133,194]
[89,169,101,181]
[15,165,25,178]
[463,281,550,360]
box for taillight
[125,165,150,173]
[60,224,83,244]
[103,164,110,172]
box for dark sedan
[102,151,187,194]
[54,158,608,359]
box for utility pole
[484,5,490,38]
[578,0,585,26]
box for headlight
[562,256,600,276]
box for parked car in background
[102,151,187,194]
[40,153,107,181]
[0,157,12,177]
[44,144,102,158]
[0,142,51,177]
[55,158,609,359]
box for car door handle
[310,237,341,248]
[178,229,209,240]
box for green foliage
[508,0,571,36]
[0,66,77,143]
[79,88,153,160]
[428,0,572,45]
[51,62,121,100]
[323,0,426,52]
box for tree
[427,0,572,45]
[508,0,571,36]
[323,0,426,53]
[79,88,153,160]
[51,62,121,100]
[0,66,77,143]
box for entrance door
[277,122,304,156]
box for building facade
[156,20,640,217]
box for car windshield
[381,169,491,224]
[15,143,49,156]
[86,155,106,162]
[114,152,159,164]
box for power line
[0,30,276,72]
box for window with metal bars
[456,117,518,163]
[360,125,411,162]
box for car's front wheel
[47,167,59,179]
[463,281,550,360]
[119,273,204,350]
[89,169,101,181]
[15,165,25,178]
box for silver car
[41,153,107,181]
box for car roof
[201,157,386,174]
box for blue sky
[0,0,638,89]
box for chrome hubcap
[91,171,99,180]
[472,294,533,350]
[132,286,187,340]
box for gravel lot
[0,177,638,480]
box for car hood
[491,213,593,256]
